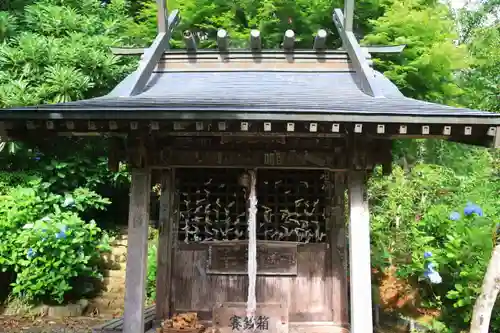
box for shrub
[146,242,157,302]
[369,160,500,331]
[0,178,111,304]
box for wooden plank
[110,49,350,57]
[289,322,349,333]
[213,302,288,333]
[160,54,349,60]
[206,242,298,276]
[156,169,175,320]
[92,306,156,332]
[348,171,373,333]
[123,169,152,333]
[158,150,341,169]
[172,243,332,322]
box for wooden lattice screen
[176,168,328,243]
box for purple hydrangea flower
[449,212,461,221]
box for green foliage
[459,24,500,112]
[0,179,111,304]
[0,0,145,107]
[369,154,500,330]
[363,0,467,104]
[133,0,388,49]
[146,242,157,302]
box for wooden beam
[283,30,295,50]
[183,30,197,51]
[115,10,180,97]
[123,169,152,333]
[333,9,383,97]
[343,0,354,32]
[157,0,167,33]
[327,172,349,326]
[217,29,229,51]
[156,169,175,321]
[347,171,373,333]
[494,126,500,148]
[313,29,327,50]
[250,30,261,50]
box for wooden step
[92,305,156,333]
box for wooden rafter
[333,8,383,97]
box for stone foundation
[90,229,129,318]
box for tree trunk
[469,244,500,333]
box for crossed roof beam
[112,0,405,98]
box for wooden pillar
[343,0,354,32]
[326,171,349,326]
[156,169,175,321]
[245,170,258,319]
[347,171,373,333]
[123,169,152,333]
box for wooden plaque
[213,302,288,333]
[206,242,297,276]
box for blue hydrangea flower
[27,248,35,259]
[55,225,68,239]
[449,212,461,221]
[424,270,442,284]
[464,202,483,217]
[424,251,432,259]
[424,262,442,284]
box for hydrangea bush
[369,163,500,331]
[0,179,111,304]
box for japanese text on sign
[229,315,270,331]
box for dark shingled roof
[4,70,499,123]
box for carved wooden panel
[206,242,297,276]
[213,302,288,333]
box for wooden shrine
[1,1,499,333]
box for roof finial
[344,0,354,32]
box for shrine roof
[1,7,499,148]
[2,69,499,125]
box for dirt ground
[0,316,108,333]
